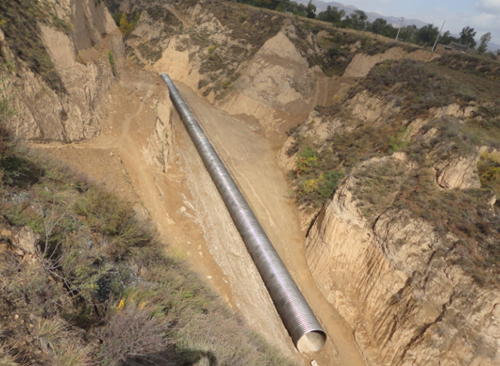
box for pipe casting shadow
[160,73,326,353]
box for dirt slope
[175,84,366,366]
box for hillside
[281,55,500,365]
[0,124,292,365]
[1,0,500,365]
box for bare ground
[33,63,366,366]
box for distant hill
[297,0,429,28]
[488,42,500,52]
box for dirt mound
[344,46,438,78]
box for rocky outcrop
[434,150,481,189]
[306,159,499,365]
[1,0,124,143]
[0,217,40,258]
[142,94,175,172]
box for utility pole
[432,20,446,52]
[395,17,404,43]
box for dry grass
[351,159,408,222]
[0,0,68,92]
[436,53,500,82]
[0,125,294,365]
[353,59,478,117]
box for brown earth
[33,62,367,366]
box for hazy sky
[316,0,500,45]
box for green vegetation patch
[114,11,141,39]
[289,146,344,207]
[0,124,294,365]
[478,151,500,200]
[0,0,68,93]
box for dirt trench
[35,63,365,366]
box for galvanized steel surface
[160,73,326,352]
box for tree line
[229,0,498,55]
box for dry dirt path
[175,83,366,366]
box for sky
[314,0,500,47]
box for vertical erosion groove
[160,73,326,353]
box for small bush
[94,304,172,366]
[478,152,500,202]
[291,146,344,207]
[108,51,117,77]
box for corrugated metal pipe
[160,73,326,353]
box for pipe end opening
[296,330,326,353]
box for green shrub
[478,152,500,202]
[108,51,117,76]
[294,145,318,174]
[318,170,344,199]
[291,146,344,207]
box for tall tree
[399,25,418,43]
[415,24,439,46]
[344,10,367,30]
[275,0,295,13]
[459,26,477,48]
[317,5,345,24]
[440,30,458,45]
[371,18,388,34]
[369,18,397,37]
[477,32,492,54]
[306,0,316,19]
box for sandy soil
[176,84,366,366]
[33,63,366,366]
